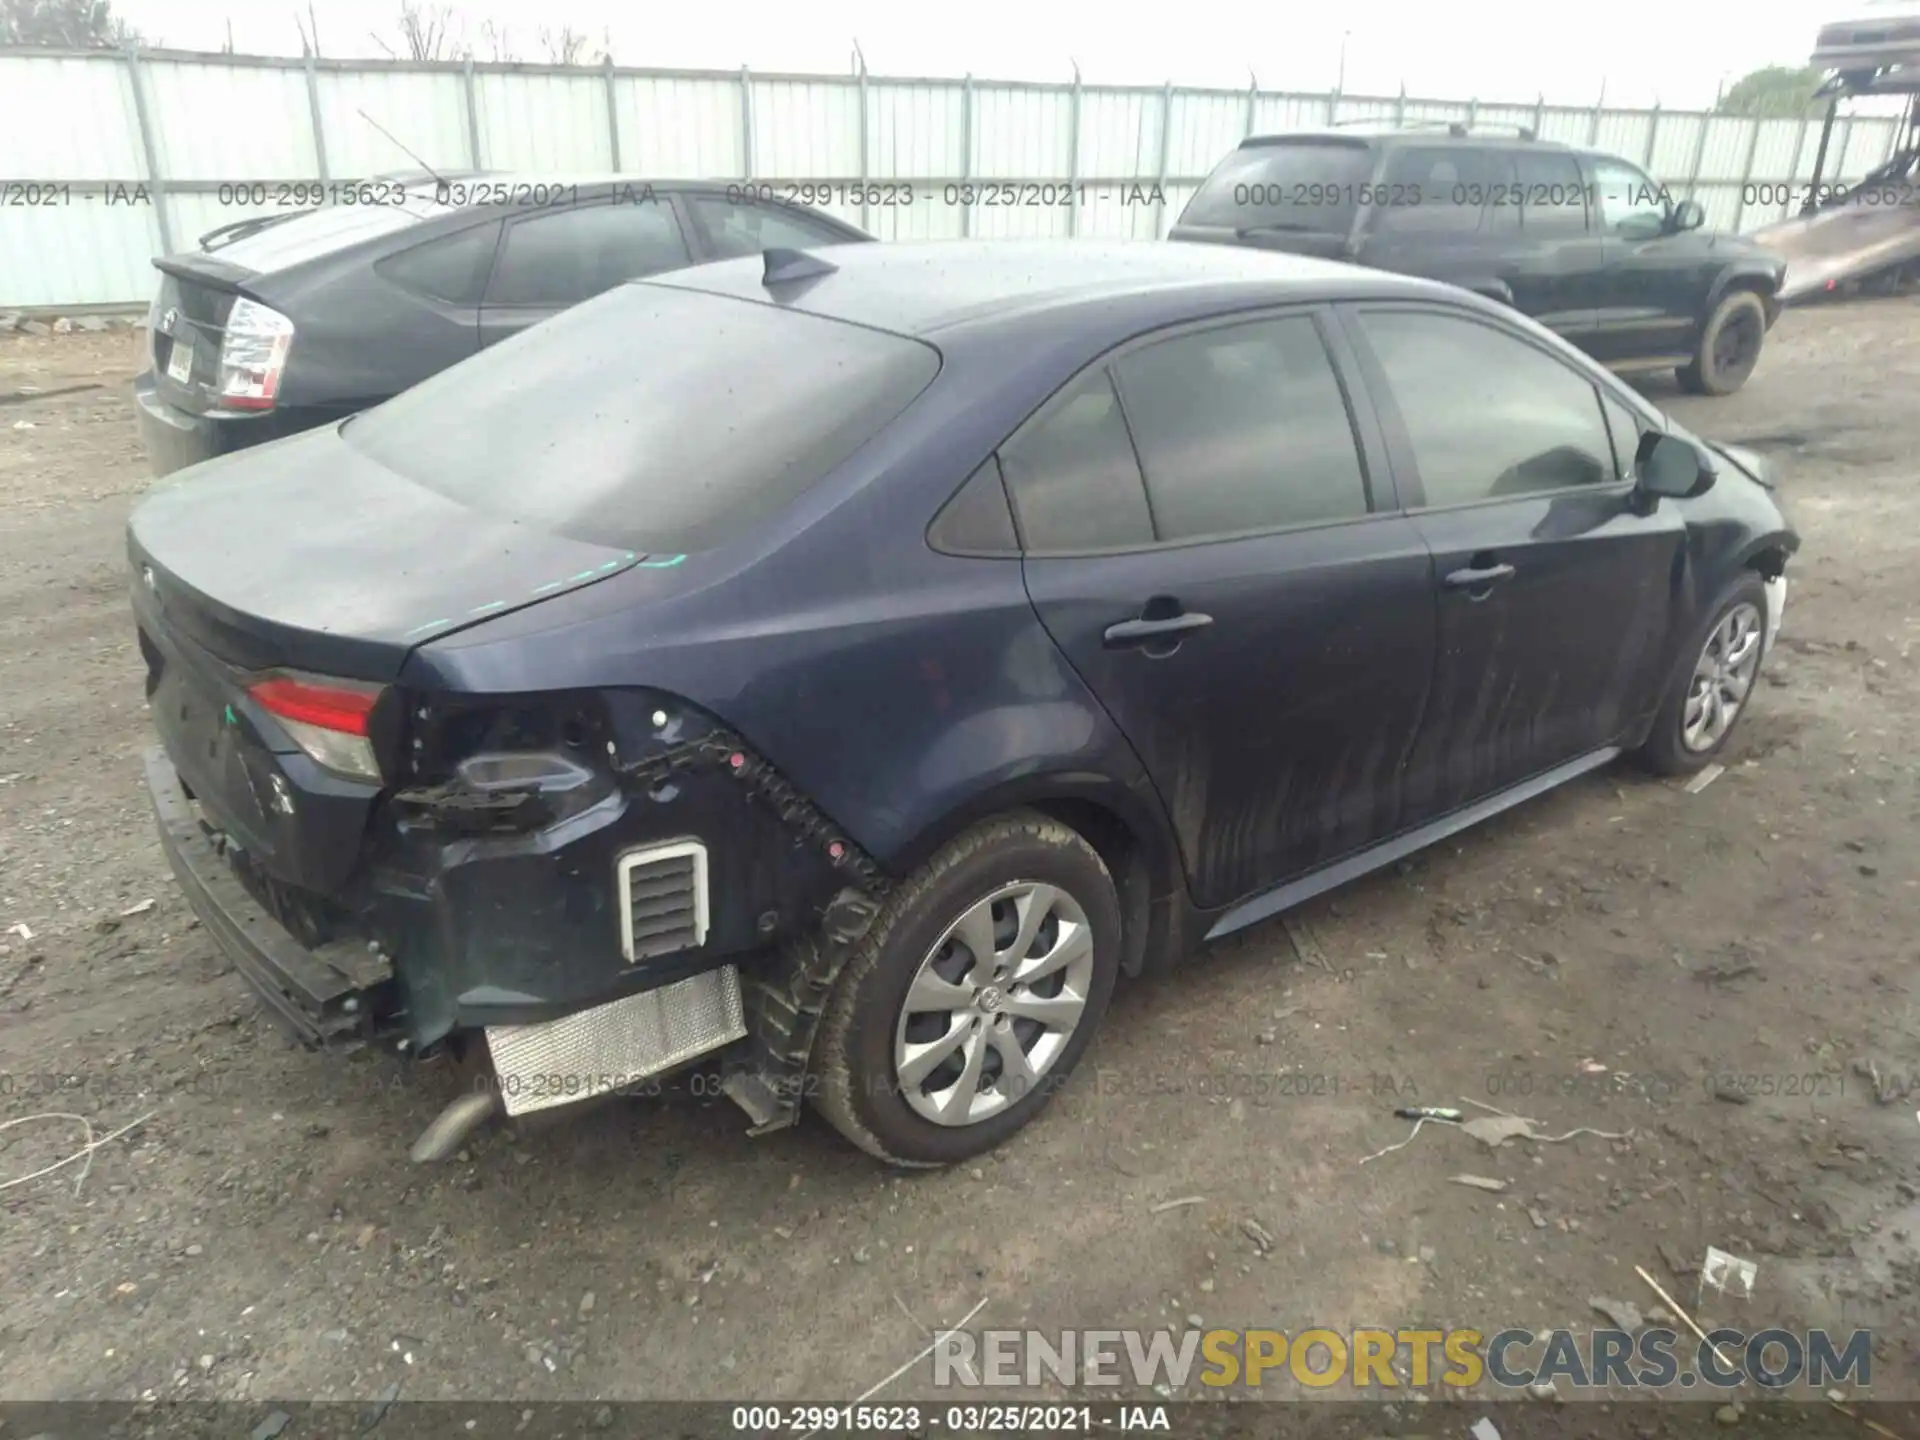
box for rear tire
[810,812,1121,1167]
[1676,290,1768,397]
[1636,573,1770,776]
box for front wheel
[1676,290,1768,397]
[1637,574,1771,776]
[810,812,1121,1167]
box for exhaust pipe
[408,1089,500,1163]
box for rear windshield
[343,283,942,554]
[1179,140,1377,233]
[208,200,435,272]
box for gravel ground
[1,308,1918,1419]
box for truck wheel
[810,812,1121,1167]
[1677,290,1768,396]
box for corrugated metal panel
[1696,117,1754,183]
[474,72,611,171]
[1401,100,1469,124]
[868,82,962,179]
[145,59,315,179]
[1534,107,1596,145]
[1,54,142,176]
[1167,92,1247,175]
[9,51,1918,305]
[1751,117,1810,181]
[314,70,471,176]
[0,200,158,307]
[1080,88,1159,178]
[971,86,1071,177]
[1592,111,1654,164]
[615,76,742,176]
[750,79,859,178]
[1476,104,1537,127]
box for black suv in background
[134,176,872,477]
[1171,126,1789,396]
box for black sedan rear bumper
[144,746,397,1049]
[133,372,326,478]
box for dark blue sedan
[129,239,1798,1167]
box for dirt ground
[2,305,1919,1421]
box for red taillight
[248,674,383,782]
[216,297,294,412]
[250,676,377,734]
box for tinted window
[1358,310,1614,507]
[1373,146,1499,236]
[688,197,856,259]
[376,221,500,304]
[486,201,690,307]
[1479,150,1524,236]
[343,285,939,554]
[929,458,1020,556]
[1112,316,1368,540]
[999,371,1154,552]
[1591,158,1670,236]
[1515,151,1589,234]
[1178,140,1376,232]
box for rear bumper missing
[144,745,396,1050]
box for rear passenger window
[1112,316,1369,541]
[1373,147,1498,236]
[1516,151,1589,234]
[929,458,1020,556]
[999,372,1155,552]
[377,221,500,305]
[487,201,691,307]
[1358,309,1615,507]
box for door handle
[1443,562,1516,591]
[1103,612,1214,648]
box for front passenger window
[1357,309,1615,507]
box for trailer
[1753,0,1920,301]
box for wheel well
[1747,545,1789,581]
[1721,273,1776,305]
[1026,797,1156,979]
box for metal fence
[0,46,1908,309]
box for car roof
[642,238,1455,338]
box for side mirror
[1672,199,1707,232]
[1637,433,1711,499]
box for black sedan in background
[130,240,1796,1170]
[134,175,872,476]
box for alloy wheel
[1682,601,1763,752]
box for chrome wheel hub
[1682,601,1763,753]
[892,881,1095,1127]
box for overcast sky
[116,0,1837,109]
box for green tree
[0,0,142,46]
[1716,65,1828,118]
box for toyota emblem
[161,307,179,334]
[142,565,156,593]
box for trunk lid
[130,425,644,892]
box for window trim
[1514,148,1593,236]
[995,303,1402,560]
[481,191,694,312]
[1338,299,1637,516]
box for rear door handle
[1103,612,1214,648]
[1443,562,1516,591]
